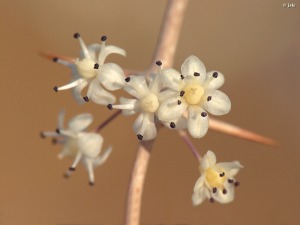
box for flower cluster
[41,110,112,185]
[41,33,242,205]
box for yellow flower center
[183,83,204,105]
[140,93,159,113]
[205,168,226,189]
[76,58,97,79]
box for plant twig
[178,130,202,161]
[94,110,122,133]
[125,1,189,225]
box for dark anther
[101,35,107,41]
[213,72,218,78]
[55,128,60,134]
[219,172,225,177]
[94,63,99,69]
[212,187,217,193]
[63,173,69,179]
[234,181,240,187]
[201,112,207,117]
[89,182,94,186]
[107,104,113,110]
[156,60,162,66]
[137,134,143,140]
[53,57,59,62]
[180,75,185,80]
[228,179,234,183]
[83,96,89,102]
[207,96,212,101]
[73,33,80,39]
[170,122,176,129]
[194,72,200,76]
[53,86,58,92]
[125,77,130,82]
[209,198,214,203]
[180,91,185,97]
[69,167,76,171]
[177,100,181,105]
[40,132,45,139]
[223,189,227,194]
[52,138,57,145]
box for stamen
[180,91,185,97]
[73,33,80,39]
[53,57,59,62]
[212,187,217,193]
[40,132,46,138]
[101,35,107,41]
[55,128,60,134]
[170,122,176,129]
[137,134,143,140]
[234,181,240,187]
[180,75,185,80]
[52,138,57,145]
[69,167,76,171]
[89,181,94,186]
[94,63,99,69]
[213,72,218,78]
[194,72,200,76]
[207,96,212,101]
[219,172,225,177]
[156,60,162,66]
[177,100,181,105]
[83,96,89,102]
[223,189,227,194]
[228,179,234,183]
[63,173,69,179]
[209,198,214,203]
[125,77,131,82]
[53,86,58,92]
[107,104,113,110]
[201,112,207,117]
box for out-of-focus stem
[125,1,189,225]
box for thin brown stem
[178,130,202,161]
[94,110,122,133]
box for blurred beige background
[0,0,300,224]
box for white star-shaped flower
[41,111,112,185]
[107,61,183,140]
[192,150,243,205]
[157,55,231,138]
[53,33,126,105]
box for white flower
[41,111,112,185]
[157,55,231,138]
[192,150,243,205]
[53,33,126,105]
[107,61,182,141]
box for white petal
[87,79,116,105]
[193,175,205,193]
[133,113,157,140]
[119,97,140,116]
[204,71,225,90]
[93,146,113,167]
[71,79,88,105]
[187,106,209,139]
[157,97,188,122]
[148,73,162,94]
[202,90,231,115]
[217,161,243,177]
[213,182,235,204]
[78,133,103,158]
[162,115,187,130]
[192,187,206,206]
[200,150,217,171]
[161,68,183,91]
[60,138,78,158]
[181,55,206,84]
[86,44,101,61]
[68,113,93,132]
[124,75,149,98]
[98,63,125,91]
[98,45,126,64]
[157,89,178,103]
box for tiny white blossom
[41,111,112,185]
[53,33,126,105]
[107,61,181,141]
[192,150,243,205]
[157,55,231,138]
